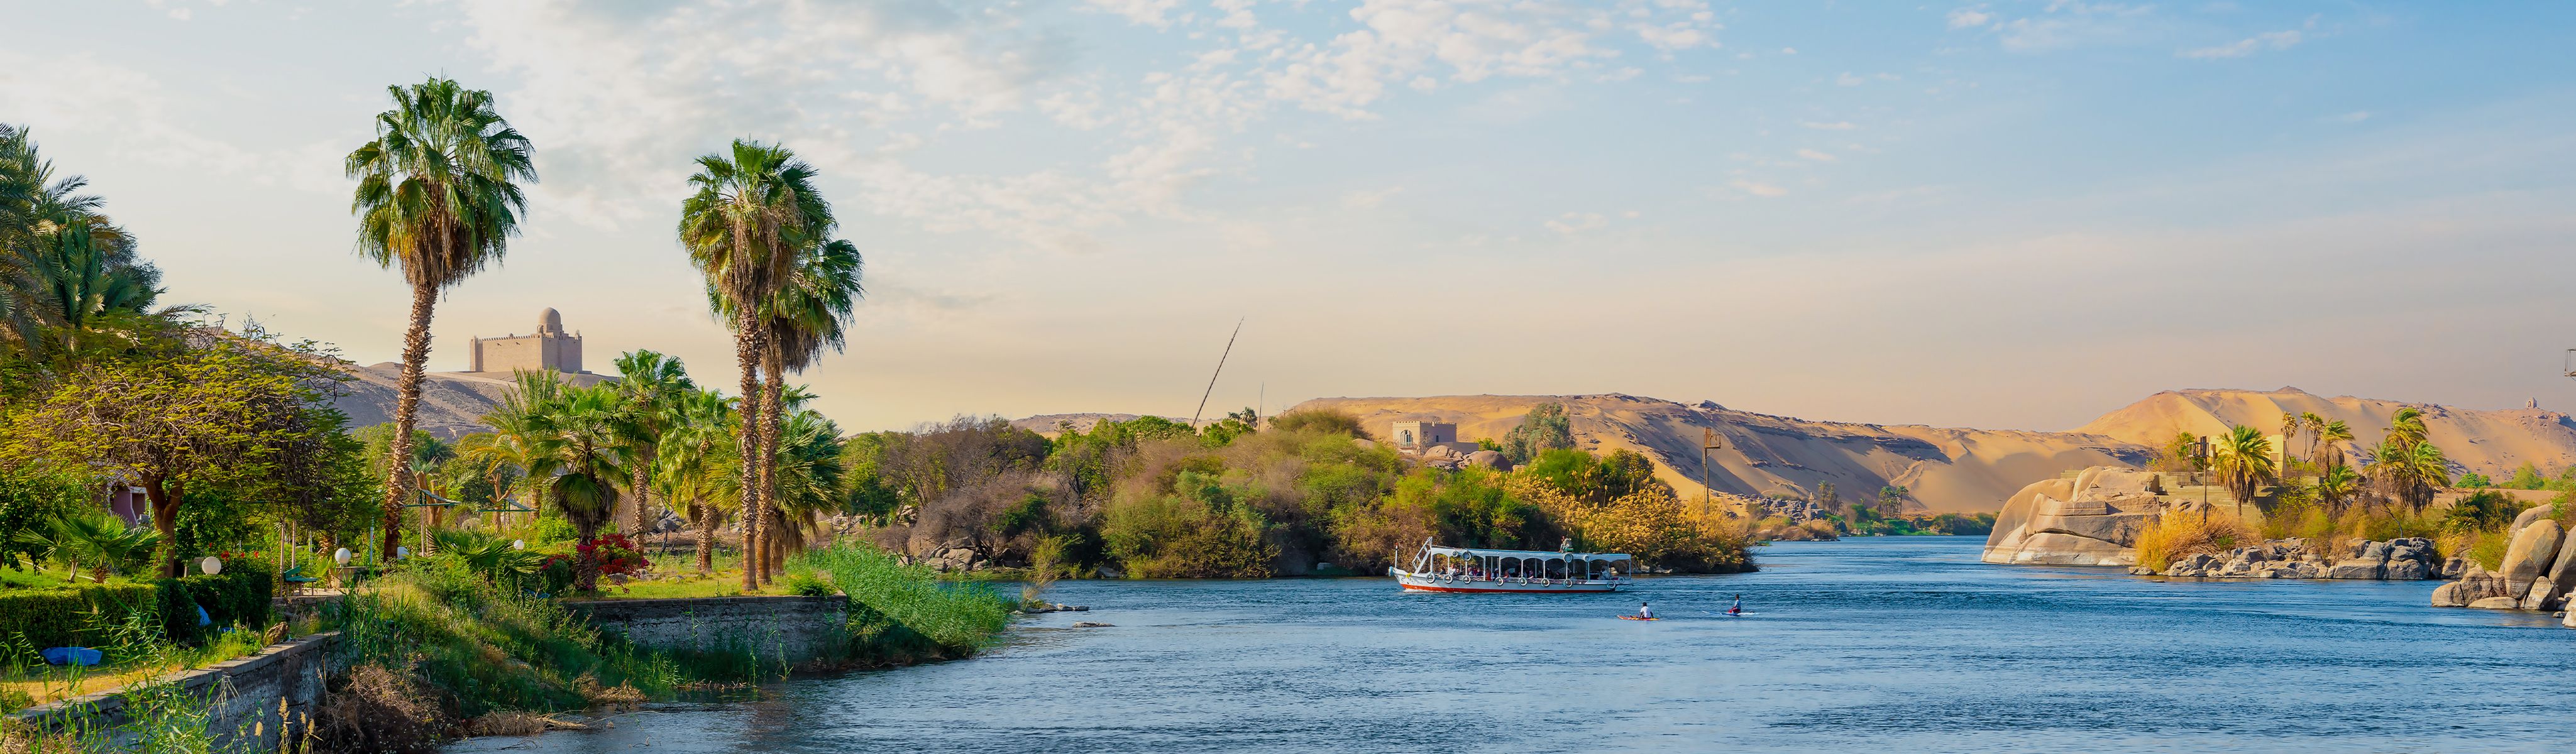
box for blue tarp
[40,647,101,667]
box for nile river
[452,537,2576,753]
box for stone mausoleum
[465,307,592,376]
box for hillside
[2074,388,2576,479]
[330,363,611,439]
[1284,394,2147,514]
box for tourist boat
[1389,537,1632,593]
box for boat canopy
[1421,547,1631,561]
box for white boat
[1389,537,1632,593]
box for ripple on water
[448,537,2576,754]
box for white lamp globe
[333,548,352,566]
[511,539,526,550]
[199,557,222,576]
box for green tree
[747,238,857,578]
[614,350,696,536]
[4,336,339,576]
[1501,403,1575,464]
[521,383,636,592]
[655,387,739,574]
[2507,461,2547,490]
[1267,408,1367,439]
[2458,472,2492,488]
[13,510,160,583]
[346,77,537,560]
[2314,464,2362,516]
[678,139,834,589]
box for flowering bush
[574,533,647,576]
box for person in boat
[1560,537,1573,554]
[1636,601,1654,620]
[1727,594,1742,616]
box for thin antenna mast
[1191,318,1245,428]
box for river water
[452,537,2576,753]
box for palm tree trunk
[695,498,715,574]
[575,521,601,593]
[630,462,651,537]
[734,312,766,591]
[757,350,786,584]
[381,280,437,560]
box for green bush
[0,469,90,571]
[155,568,273,644]
[0,582,159,648]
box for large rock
[2510,505,2553,537]
[1983,467,2167,567]
[2326,560,2386,580]
[2498,520,2564,598]
[2431,581,2467,607]
[1463,450,1512,471]
[2438,563,2511,608]
[2521,577,2557,611]
[2531,531,2576,610]
[2467,596,2523,610]
[2384,559,2429,581]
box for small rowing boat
[1617,615,1658,621]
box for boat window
[1546,559,1565,579]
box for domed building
[464,307,592,376]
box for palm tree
[13,511,160,583]
[524,384,635,592]
[677,139,833,589]
[761,407,847,570]
[2387,407,2428,449]
[614,350,695,536]
[2213,424,2277,515]
[744,237,859,579]
[478,370,570,523]
[655,387,739,573]
[2297,412,2326,467]
[346,77,537,560]
[2278,411,2304,469]
[4,125,150,364]
[2310,419,2353,471]
[2315,464,2362,516]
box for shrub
[1266,408,1368,439]
[155,568,273,645]
[0,582,158,648]
[2133,509,2259,571]
[2443,490,2523,532]
[782,571,836,597]
[1101,476,1278,579]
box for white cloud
[1796,148,1837,162]
[1800,120,1858,130]
[1341,185,1405,209]
[1730,179,1787,197]
[1947,7,1991,30]
[1836,72,1866,87]
[1085,0,1180,29]
[1544,212,1607,233]
[2179,29,2303,59]
[1995,1,2154,53]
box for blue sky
[8,1,2574,431]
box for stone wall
[565,596,848,668]
[6,632,334,750]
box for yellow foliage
[2133,508,2258,571]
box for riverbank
[449,537,2576,753]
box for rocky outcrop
[2155,537,2429,581]
[2430,513,2576,625]
[1983,467,2165,566]
[2497,520,2563,598]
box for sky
[6,1,2575,433]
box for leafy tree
[4,334,341,576]
[2444,490,2522,532]
[1524,449,1663,505]
[680,138,834,589]
[654,387,739,573]
[2458,472,2492,488]
[346,77,536,560]
[521,383,636,592]
[2314,464,2362,516]
[1876,485,1912,513]
[1501,402,1575,464]
[2507,461,2546,490]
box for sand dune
[1285,394,2146,514]
[2074,387,2576,479]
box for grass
[792,545,1013,666]
[0,567,140,591]
[2134,508,2260,571]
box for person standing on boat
[1560,537,1573,554]
[1637,601,1654,620]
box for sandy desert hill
[330,363,612,439]
[2074,387,2576,479]
[1285,394,2148,515]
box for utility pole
[1702,427,1724,518]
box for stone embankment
[2429,508,2576,627]
[2142,537,2443,581]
